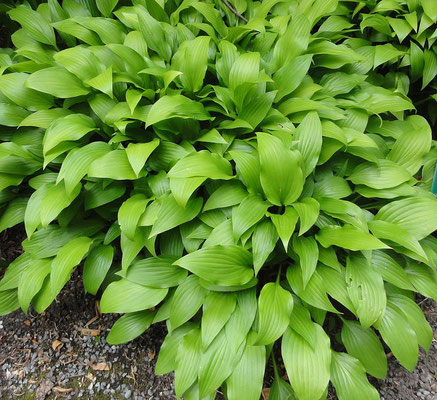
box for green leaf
[0,289,19,316]
[201,291,236,348]
[172,36,210,92]
[100,279,168,313]
[170,275,208,330]
[0,197,27,232]
[282,325,331,400]
[226,345,266,400]
[375,197,437,241]
[232,194,269,240]
[8,6,57,47]
[146,95,211,127]
[43,114,96,156]
[85,66,113,98]
[346,255,386,328]
[341,320,387,379]
[126,256,186,288]
[168,151,233,180]
[255,282,293,345]
[257,132,304,206]
[88,150,138,180]
[126,139,160,177]
[374,300,418,371]
[26,67,90,98]
[107,310,154,345]
[50,237,93,297]
[118,194,149,240]
[389,294,433,351]
[83,245,114,295]
[292,236,319,288]
[0,103,29,126]
[270,207,298,250]
[97,0,119,17]
[18,258,51,314]
[292,198,320,235]
[330,352,379,400]
[348,160,411,189]
[294,112,322,177]
[150,195,202,237]
[252,220,278,274]
[204,181,247,211]
[174,245,254,286]
[316,225,389,251]
[175,328,201,398]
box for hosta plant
[0,0,437,399]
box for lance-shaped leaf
[107,310,154,345]
[294,111,322,177]
[254,282,293,345]
[88,150,138,180]
[146,95,211,127]
[83,245,114,295]
[292,236,319,288]
[252,220,278,274]
[330,352,379,400]
[316,225,389,251]
[126,139,160,177]
[226,345,266,400]
[168,151,233,180]
[257,132,304,205]
[282,325,331,400]
[346,255,386,328]
[174,245,254,286]
[169,275,208,330]
[341,320,387,379]
[100,279,168,314]
[270,207,299,250]
[204,181,247,211]
[50,237,93,297]
[232,195,269,240]
[374,300,418,371]
[118,194,149,240]
[126,256,186,288]
[26,67,90,98]
[201,291,236,348]
[150,195,203,237]
[374,197,437,241]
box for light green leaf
[252,220,278,274]
[0,197,27,233]
[100,279,168,313]
[201,291,236,348]
[88,150,138,180]
[255,282,293,345]
[330,352,379,400]
[226,345,266,400]
[232,194,268,240]
[26,67,90,98]
[341,320,387,379]
[270,207,298,250]
[316,225,389,251]
[374,300,418,371]
[50,237,93,297]
[292,198,320,235]
[257,132,304,205]
[282,325,331,400]
[175,245,254,286]
[83,245,114,295]
[107,310,154,345]
[126,139,160,177]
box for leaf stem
[220,0,248,23]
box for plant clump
[0,0,437,399]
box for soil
[1,227,437,400]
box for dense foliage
[0,0,437,399]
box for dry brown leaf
[23,320,31,326]
[80,328,100,336]
[148,348,156,360]
[36,379,54,400]
[91,362,110,371]
[262,388,270,399]
[86,372,95,381]
[54,387,73,393]
[51,339,63,351]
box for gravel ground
[1,227,437,399]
